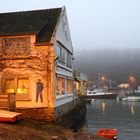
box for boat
[96,128,117,140]
[122,96,140,102]
[0,110,22,123]
[117,91,140,102]
[86,98,92,103]
[86,98,94,103]
[86,89,117,99]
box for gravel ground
[0,119,110,140]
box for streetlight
[129,76,135,81]
[100,74,107,88]
[128,75,137,92]
[101,76,105,81]
[129,75,136,83]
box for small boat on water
[117,91,140,102]
[86,89,117,99]
[0,110,22,123]
[121,96,140,102]
[96,128,117,140]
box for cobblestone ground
[0,119,110,140]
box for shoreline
[0,118,111,140]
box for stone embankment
[55,100,87,131]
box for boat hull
[0,110,22,123]
[122,96,140,102]
[96,128,117,139]
[86,93,117,99]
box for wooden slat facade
[0,93,15,111]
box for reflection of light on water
[101,102,106,114]
[130,106,135,115]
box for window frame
[66,78,73,94]
[16,77,30,100]
[66,52,72,68]
[4,77,31,101]
[5,79,15,94]
[56,75,66,96]
[57,44,65,64]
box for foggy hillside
[74,48,140,83]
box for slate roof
[0,8,62,43]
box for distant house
[0,7,77,121]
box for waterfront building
[74,70,88,97]
[0,7,82,121]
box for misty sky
[1,0,140,52]
[1,0,140,82]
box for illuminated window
[17,78,29,94]
[6,79,15,93]
[57,77,65,96]
[67,79,73,93]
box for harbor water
[86,99,140,140]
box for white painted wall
[53,7,75,107]
[54,7,73,54]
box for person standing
[36,79,44,103]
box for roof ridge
[0,7,62,43]
[0,7,62,15]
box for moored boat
[0,110,22,123]
[122,96,140,102]
[86,89,117,99]
[96,128,117,140]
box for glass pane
[66,52,72,68]
[66,52,69,67]
[57,45,61,58]
[67,79,73,93]
[6,79,14,93]
[61,48,65,63]
[17,78,29,94]
[56,77,65,96]
[61,78,65,94]
[57,77,61,95]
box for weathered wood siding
[0,93,15,111]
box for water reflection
[86,99,140,140]
[130,105,135,115]
[101,102,107,114]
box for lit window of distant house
[6,79,15,93]
[56,76,65,96]
[17,78,29,94]
[67,79,73,93]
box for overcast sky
[1,0,140,52]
